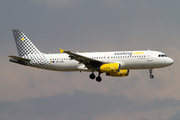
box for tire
[150,74,154,79]
[96,76,102,82]
[89,73,95,79]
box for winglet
[59,48,64,53]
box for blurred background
[0,0,180,120]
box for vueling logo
[133,52,144,55]
[114,52,132,56]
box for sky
[1,0,180,120]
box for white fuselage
[43,50,173,71]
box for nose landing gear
[149,69,154,79]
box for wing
[60,49,104,69]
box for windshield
[158,54,167,57]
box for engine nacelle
[106,69,129,77]
[100,63,120,73]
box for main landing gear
[149,69,154,79]
[89,72,102,82]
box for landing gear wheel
[89,73,95,79]
[150,74,154,79]
[96,76,102,82]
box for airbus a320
[9,30,174,82]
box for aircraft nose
[167,58,174,65]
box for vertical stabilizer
[12,30,41,57]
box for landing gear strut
[149,69,154,79]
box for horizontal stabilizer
[8,56,30,62]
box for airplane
[9,30,174,82]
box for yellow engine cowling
[106,69,129,77]
[100,63,120,73]
[100,63,129,77]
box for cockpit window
[158,54,167,57]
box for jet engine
[100,63,120,73]
[106,69,129,77]
[100,63,129,77]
